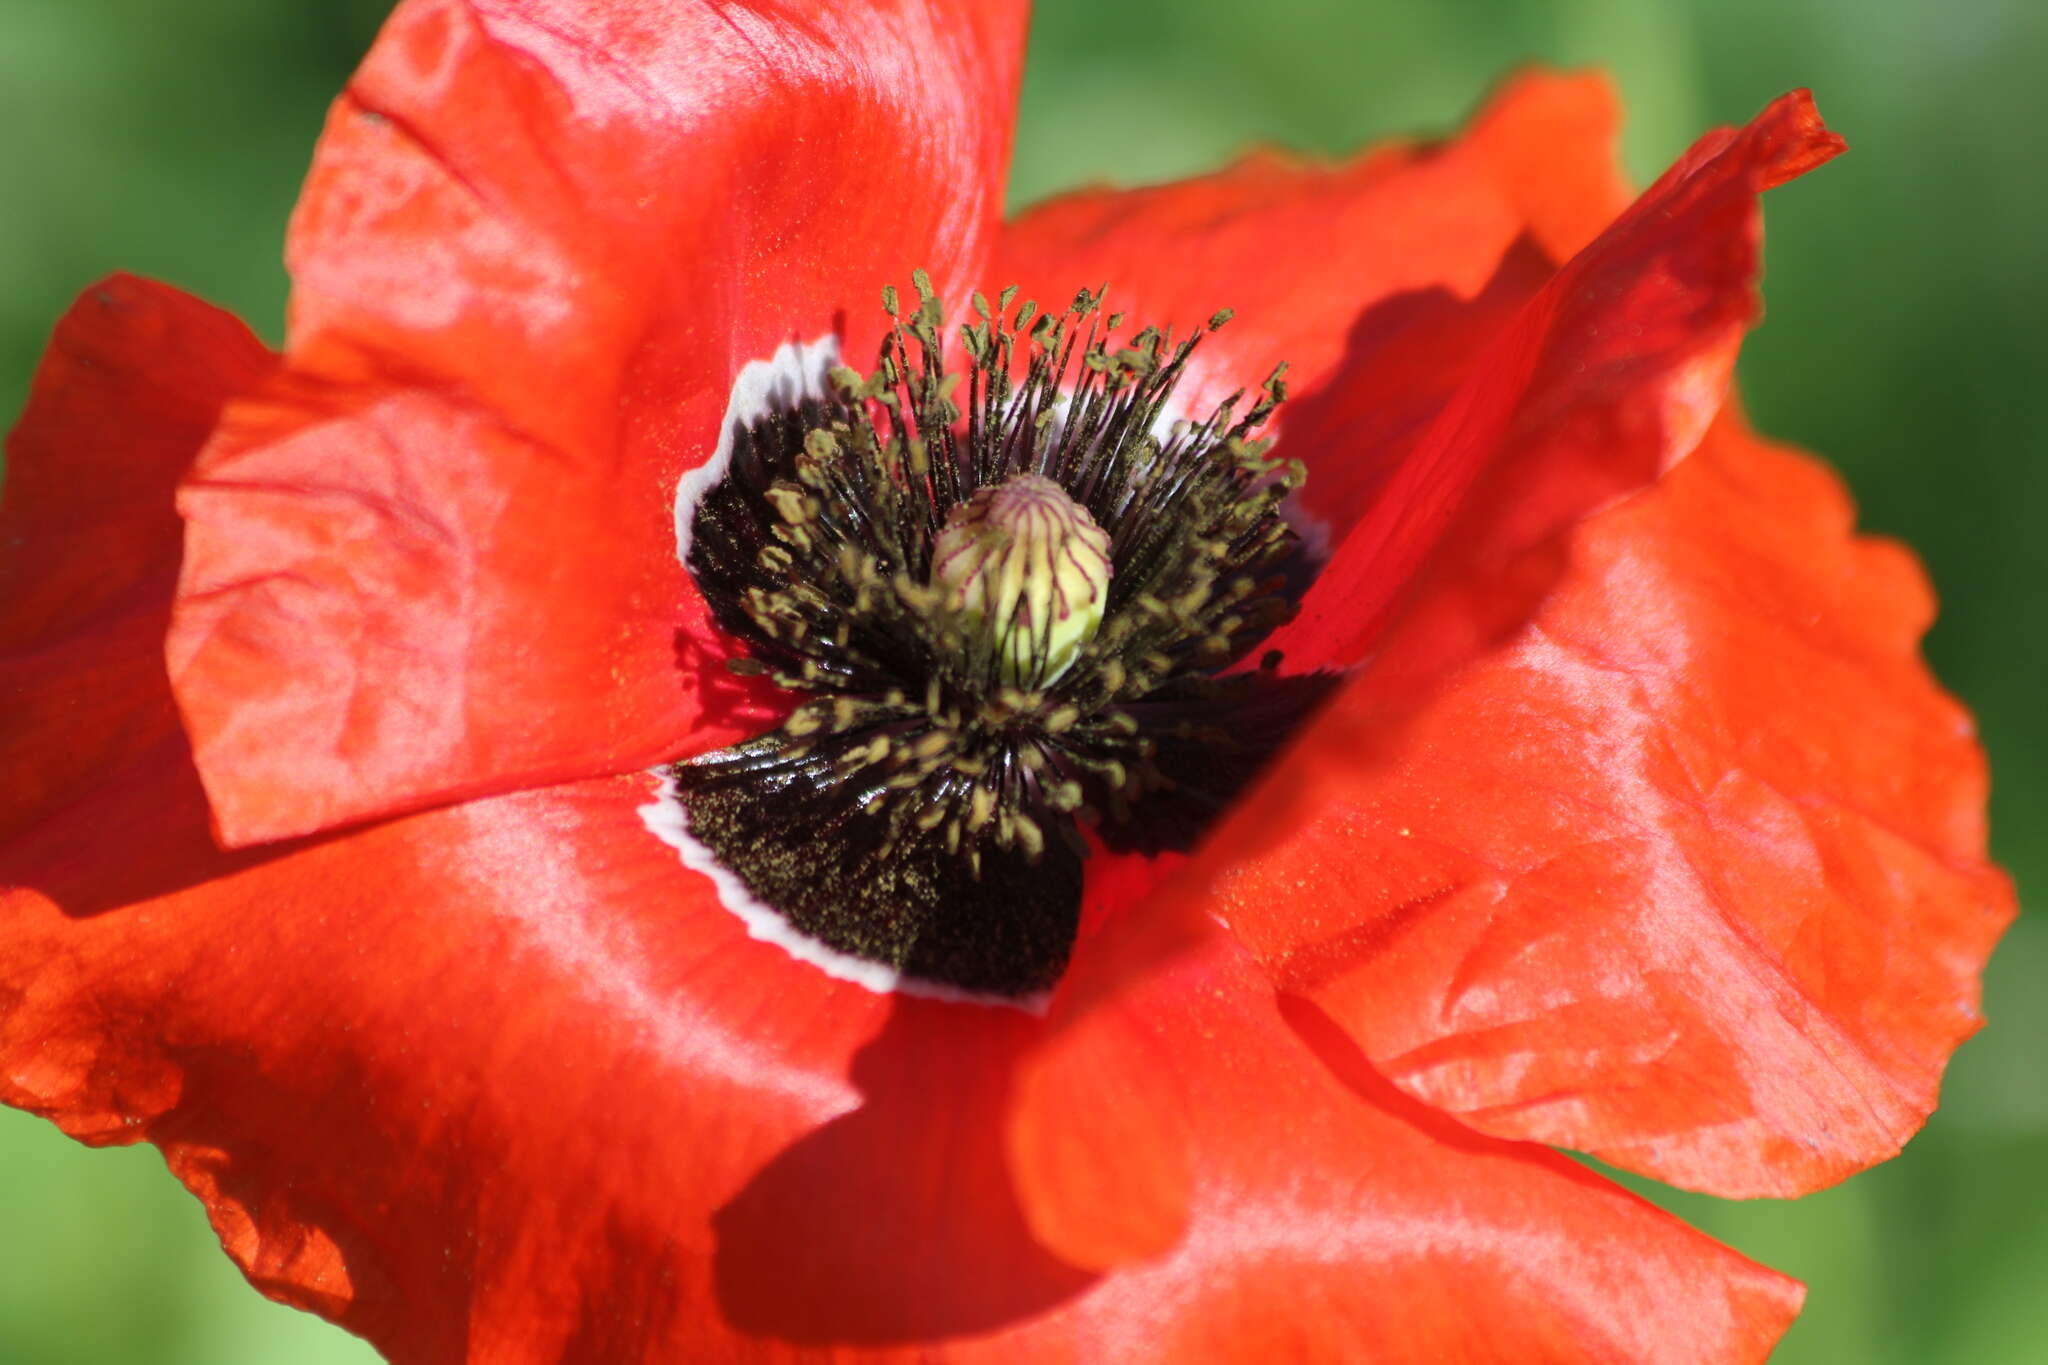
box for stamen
[671,277,1333,996]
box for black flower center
[674,275,1332,997]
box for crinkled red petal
[168,0,1031,846]
[0,276,273,847]
[1005,895,1803,1361]
[994,72,1631,527]
[1262,88,1846,670]
[1195,410,2015,1197]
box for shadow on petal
[713,996,1095,1345]
[1279,235,1556,545]
[667,623,795,757]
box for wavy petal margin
[1198,411,2014,1195]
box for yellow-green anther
[931,474,1111,688]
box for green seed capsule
[929,473,1111,688]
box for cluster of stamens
[674,273,1320,994]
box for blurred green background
[1,1,2041,1360]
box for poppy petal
[0,275,272,846]
[992,70,1631,443]
[1263,88,1844,670]
[1198,413,2016,1197]
[1006,897,1803,1361]
[3,754,1044,1358]
[167,0,1031,846]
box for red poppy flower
[0,1,2013,1361]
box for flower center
[672,275,1332,998]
